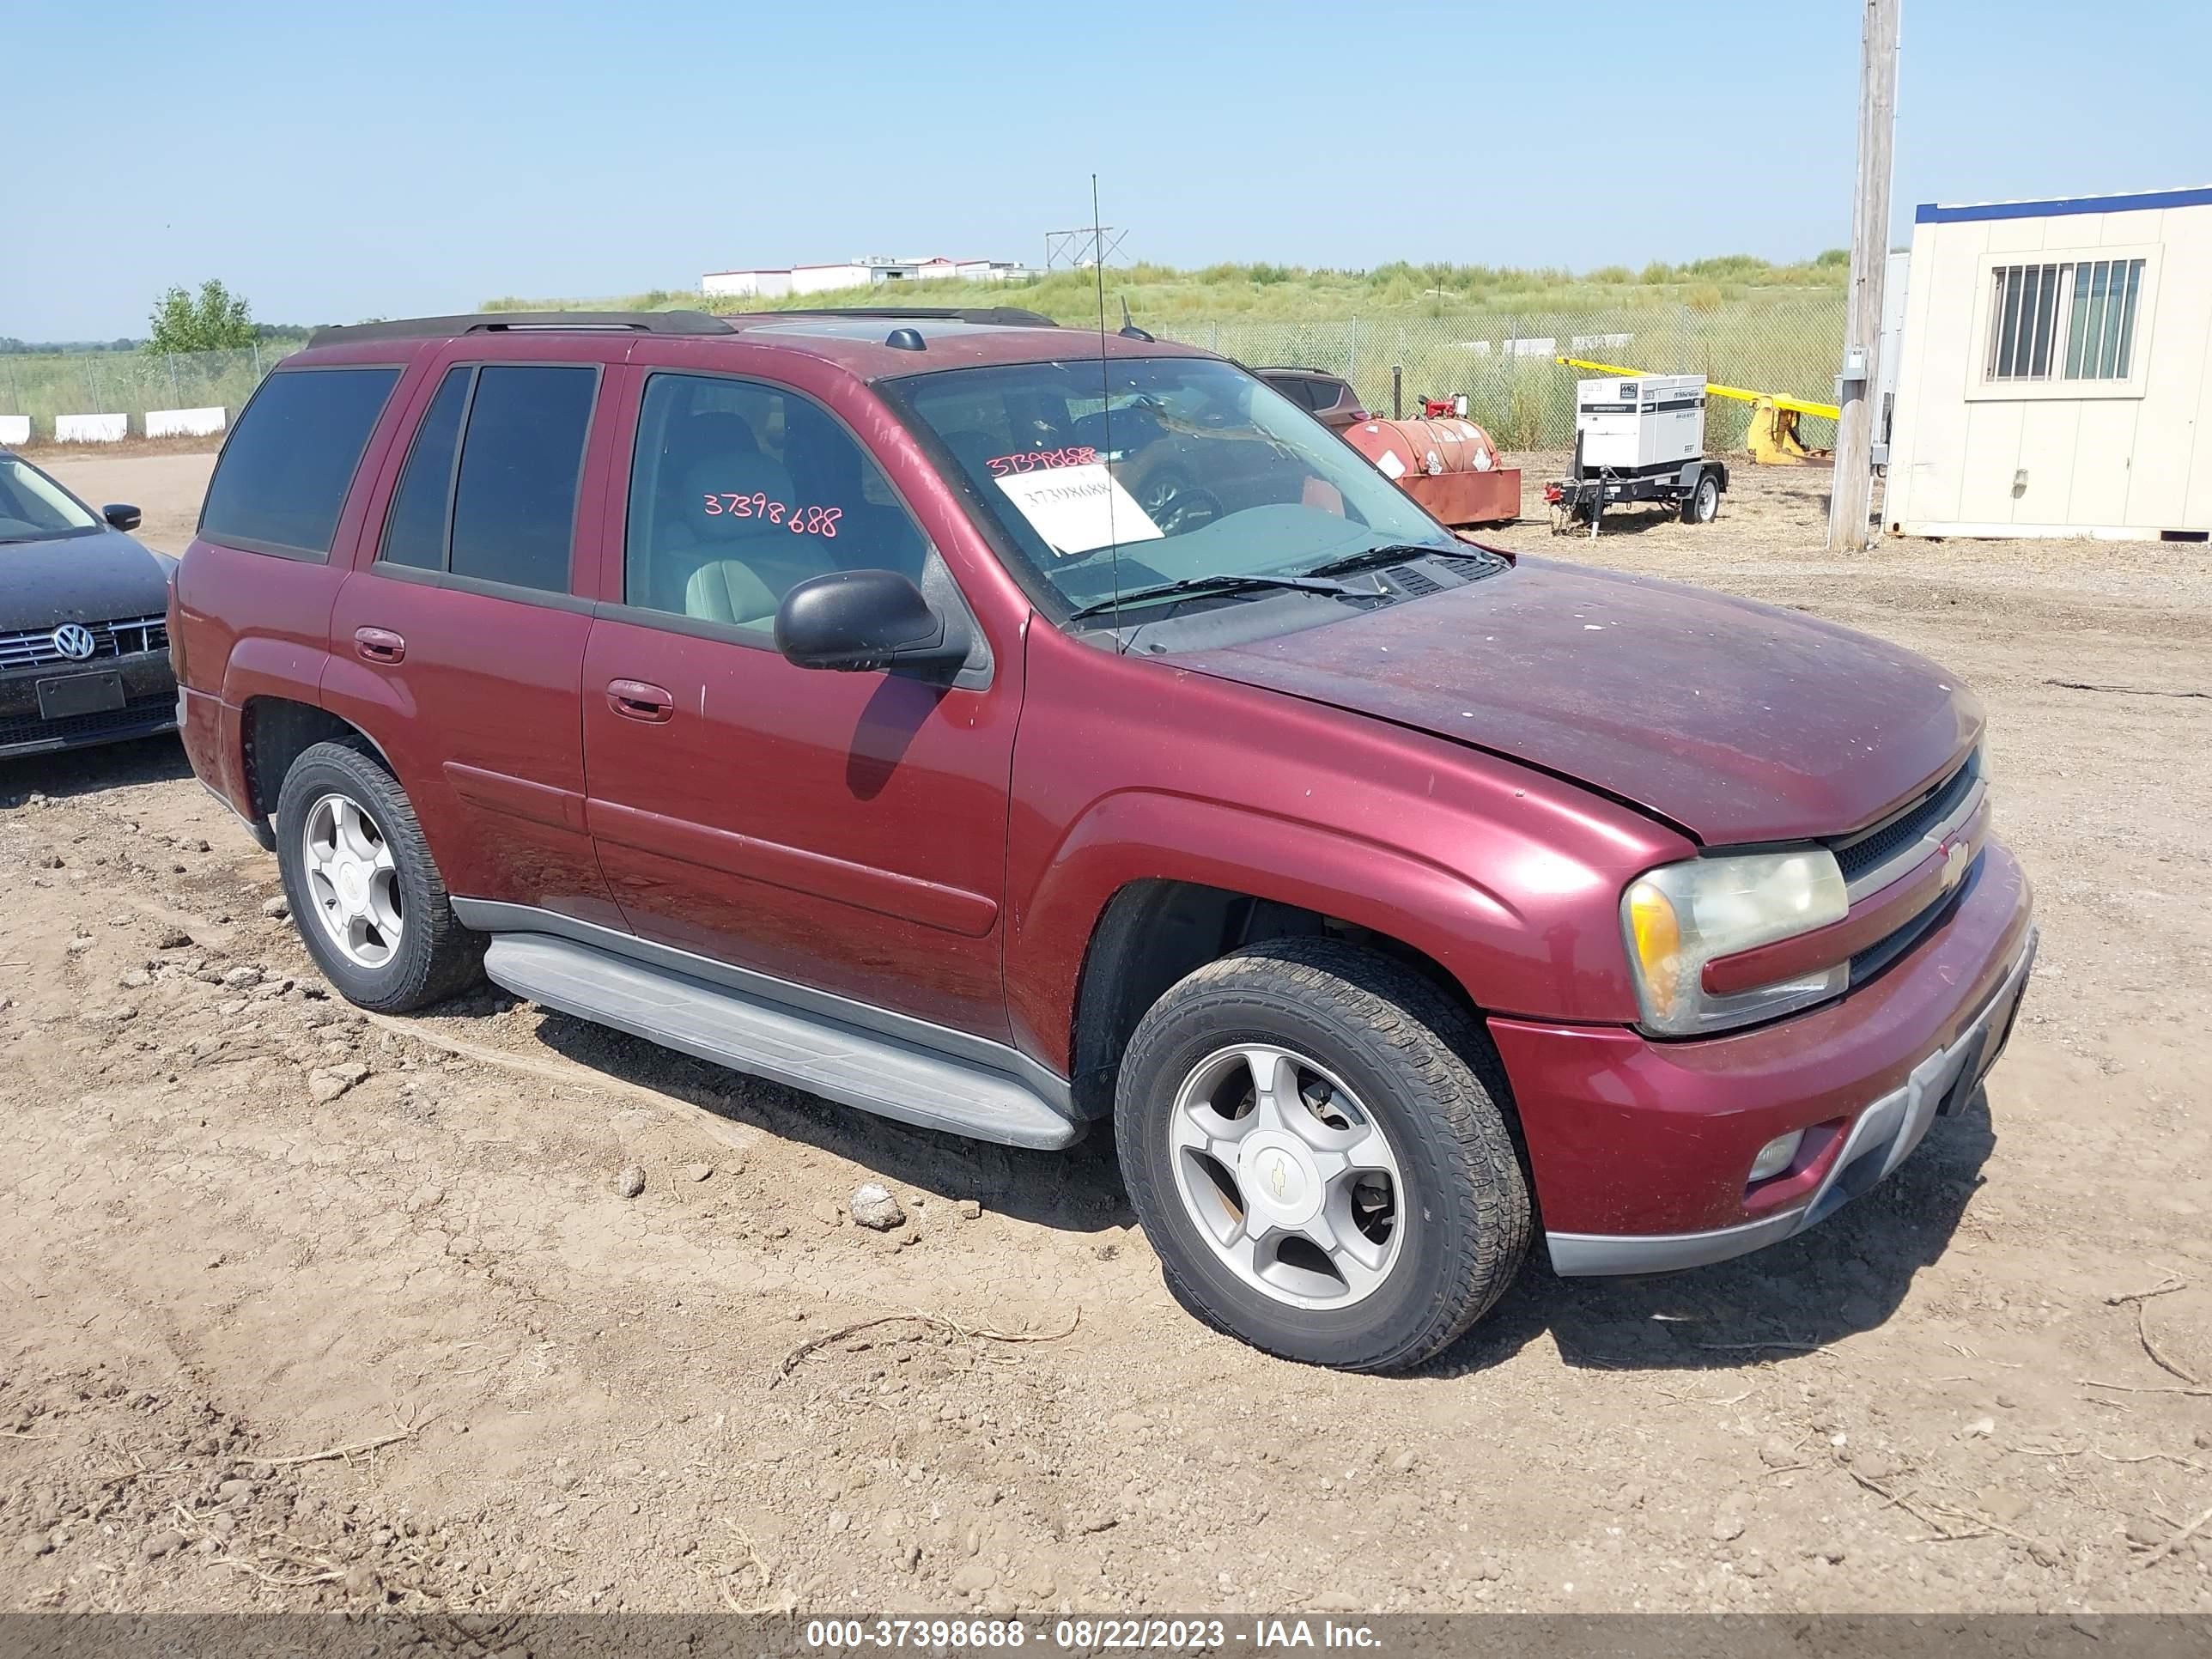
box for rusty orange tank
[1342,416,1521,527]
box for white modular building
[1885,184,2212,539]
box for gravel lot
[2,447,2207,1616]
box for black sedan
[0,449,178,759]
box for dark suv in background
[172,308,2033,1372]
[1254,366,1367,430]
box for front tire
[274,739,484,1013]
[1115,939,1530,1371]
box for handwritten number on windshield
[701,494,842,538]
[986,447,1099,477]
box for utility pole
[1828,0,1900,550]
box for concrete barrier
[56,413,129,444]
[145,405,228,439]
[0,415,29,446]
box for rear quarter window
[199,366,401,559]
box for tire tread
[1117,937,1529,1372]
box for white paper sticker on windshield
[994,464,1163,557]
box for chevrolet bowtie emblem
[1939,838,1971,891]
[1267,1155,1288,1200]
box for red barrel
[1342,417,1520,527]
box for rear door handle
[354,626,405,664]
[607,678,675,723]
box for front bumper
[0,652,178,758]
[1547,928,2033,1273]
[1490,839,2035,1273]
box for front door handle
[607,678,675,723]
[355,626,406,664]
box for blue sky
[6,0,2207,339]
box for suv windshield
[0,456,101,544]
[885,356,1462,621]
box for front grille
[0,695,177,750]
[1832,749,1980,885]
[1848,879,1964,987]
[0,615,169,672]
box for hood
[1182,556,1981,844]
[0,530,175,632]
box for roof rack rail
[735,306,1059,329]
[305,311,736,348]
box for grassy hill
[485,252,1849,326]
[484,257,1849,450]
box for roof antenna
[1119,296,1153,343]
[1092,173,1125,649]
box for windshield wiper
[1299,542,1497,579]
[1064,572,1361,623]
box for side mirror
[774,568,969,674]
[104,503,142,532]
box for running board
[483,933,1085,1150]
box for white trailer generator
[1545,373,1729,535]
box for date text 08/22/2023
[800,1615,1384,1651]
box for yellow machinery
[1554,356,1840,465]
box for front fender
[1006,785,1642,1073]
[1001,624,1689,1077]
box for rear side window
[200,367,400,558]
[447,365,598,592]
[378,367,470,570]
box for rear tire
[274,739,484,1013]
[1115,938,1530,1372]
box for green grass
[0,344,281,439]
[484,251,1848,326]
[0,258,1848,453]
[481,257,1850,450]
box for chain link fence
[0,344,292,439]
[3,295,1845,453]
[1158,296,1847,453]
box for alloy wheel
[301,792,404,970]
[1166,1043,1407,1308]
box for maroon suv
[172,308,2034,1371]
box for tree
[146,280,256,355]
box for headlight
[1622,850,1850,1036]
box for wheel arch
[240,696,398,821]
[1066,875,1498,1121]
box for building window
[2064,258,2145,380]
[1986,258,2145,384]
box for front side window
[0,456,100,543]
[200,367,400,557]
[1986,258,2146,383]
[884,356,1462,623]
[623,372,928,629]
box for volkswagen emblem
[51,623,97,662]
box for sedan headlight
[1622,850,1850,1036]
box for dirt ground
[3,448,2208,1618]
